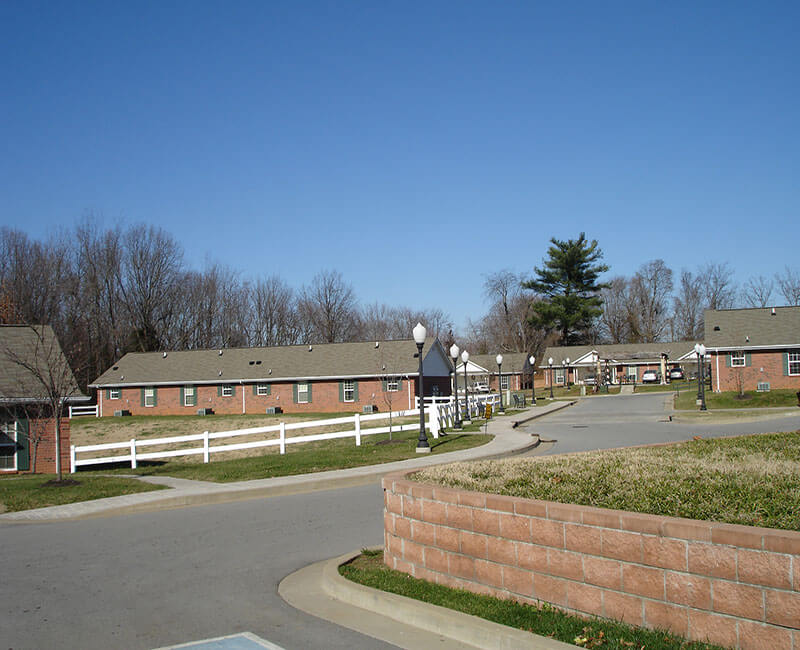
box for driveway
[523,393,800,454]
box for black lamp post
[696,343,707,411]
[450,343,462,429]
[461,350,471,423]
[529,355,536,405]
[413,322,430,453]
[548,357,554,399]
[496,354,505,413]
[565,357,571,391]
[695,343,703,403]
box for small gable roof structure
[457,352,533,375]
[540,341,700,368]
[704,306,800,350]
[91,338,452,389]
[0,325,84,404]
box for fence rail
[70,406,441,473]
[69,404,99,418]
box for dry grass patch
[413,431,800,531]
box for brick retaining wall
[382,472,800,649]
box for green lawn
[414,431,800,531]
[340,550,722,650]
[0,475,167,513]
[674,387,799,410]
[81,429,493,482]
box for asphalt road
[4,394,799,650]
[1,484,392,650]
[525,393,800,454]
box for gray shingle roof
[467,352,532,374]
[91,338,448,387]
[0,325,84,402]
[704,306,800,349]
[540,341,699,367]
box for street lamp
[529,355,536,405]
[695,343,702,403]
[413,323,429,453]
[450,343,462,429]
[496,354,505,413]
[461,350,471,422]
[565,357,571,391]
[695,343,707,411]
[548,357,554,399]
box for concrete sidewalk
[279,549,573,650]
[0,400,573,523]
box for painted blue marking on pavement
[154,632,285,650]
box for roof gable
[704,306,800,348]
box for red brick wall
[98,377,453,416]
[383,472,800,649]
[712,350,800,393]
[28,417,70,474]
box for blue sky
[1,1,797,332]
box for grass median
[0,475,167,513]
[340,549,722,649]
[674,387,798,410]
[414,431,800,531]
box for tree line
[0,222,453,390]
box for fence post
[68,405,73,419]
[70,445,76,474]
[429,403,439,439]
[354,413,361,446]
[130,438,137,469]
[279,421,286,454]
[203,431,209,463]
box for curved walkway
[0,400,572,522]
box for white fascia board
[704,344,800,352]
[90,372,421,389]
[571,350,599,365]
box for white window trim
[109,388,121,400]
[343,380,355,402]
[500,375,509,390]
[0,421,17,471]
[627,366,637,379]
[256,384,269,396]
[386,378,399,392]
[789,351,800,376]
[730,351,746,368]
[297,382,309,404]
[555,369,565,384]
[221,385,233,397]
[144,387,156,408]
[183,386,196,407]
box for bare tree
[1,325,82,480]
[673,270,704,340]
[599,276,631,343]
[699,262,737,311]
[297,270,360,343]
[775,267,800,306]
[626,260,674,343]
[742,275,774,308]
[248,275,300,347]
[118,225,183,352]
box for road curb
[512,399,575,428]
[280,549,573,650]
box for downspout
[241,380,246,414]
[715,351,720,393]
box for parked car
[668,367,685,380]
[473,382,490,393]
[641,370,660,383]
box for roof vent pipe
[772,307,776,315]
[162,352,167,359]
[219,350,223,356]
[308,345,312,351]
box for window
[256,384,269,396]
[343,380,355,402]
[109,388,120,400]
[221,385,233,397]
[297,382,309,404]
[183,386,196,407]
[730,351,746,367]
[386,378,399,392]
[500,375,509,390]
[627,366,637,381]
[144,387,156,407]
[555,369,565,384]
[0,422,16,471]
[789,352,800,376]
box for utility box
[266,407,282,414]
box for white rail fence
[70,405,444,473]
[69,404,99,418]
[417,393,500,422]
